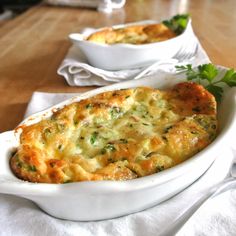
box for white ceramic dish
[69,20,195,70]
[0,67,235,221]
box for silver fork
[158,159,236,236]
[174,42,198,63]
[134,59,178,80]
[134,43,198,80]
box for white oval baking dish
[0,67,235,221]
[69,20,196,70]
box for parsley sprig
[162,14,190,35]
[175,63,236,102]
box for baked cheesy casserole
[10,82,217,183]
[86,23,176,45]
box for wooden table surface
[0,0,236,132]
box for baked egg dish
[86,23,177,45]
[10,82,217,183]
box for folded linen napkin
[45,0,126,12]
[0,91,234,236]
[58,26,210,86]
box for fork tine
[174,40,198,62]
[181,44,198,62]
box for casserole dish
[69,18,195,70]
[0,67,235,221]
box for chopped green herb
[112,92,119,97]
[101,143,116,154]
[44,128,51,135]
[125,95,130,99]
[191,131,198,134]
[175,63,236,102]
[194,116,210,130]
[192,106,201,112]
[209,133,217,141]
[106,143,116,151]
[164,126,173,133]
[110,107,122,119]
[28,165,37,172]
[131,169,139,176]
[49,162,55,168]
[101,149,106,154]
[90,132,98,145]
[211,124,217,129]
[107,157,115,163]
[156,165,165,172]
[16,162,22,168]
[135,104,147,113]
[120,138,128,144]
[56,123,65,132]
[162,136,168,141]
[86,103,93,109]
[146,152,155,158]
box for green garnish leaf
[198,64,218,82]
[162,14,190,35]
[175,64,198,80]
[175,63,236,102]
[221,69,236,87]
[205,85,223,103]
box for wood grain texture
[0,0,235,132]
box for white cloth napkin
[0,92,234,236]
[45,0,126,12]
[57,27,210,87]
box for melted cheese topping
[10,82,217,183]
[86,23,176,45]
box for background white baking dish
[0,67,235,221]
[69,19,196,70]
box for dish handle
[219,87,236,149]
[0,131,19,182]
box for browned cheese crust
[86,23,176,44]
[10,82,217,183]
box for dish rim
[69,19,192,49]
